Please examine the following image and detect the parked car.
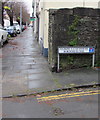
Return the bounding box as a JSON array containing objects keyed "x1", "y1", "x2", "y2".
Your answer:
[
  {"x1": 5, "y1": 26, "x2": 17, "y2": 37},
  {"x1": 14, "y1": 25, "x2": 21, "y2": 34},
  {"x1": 13, "y1": 21, "x2": 19, "y2": 26},
  {"x1": 0, "y1": 24, "x2": 8, "y2": 47}
]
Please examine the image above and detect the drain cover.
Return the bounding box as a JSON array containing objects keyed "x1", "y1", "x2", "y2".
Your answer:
[{"x1": 53, "y1": 107, "x2": 64, "y2": 116}]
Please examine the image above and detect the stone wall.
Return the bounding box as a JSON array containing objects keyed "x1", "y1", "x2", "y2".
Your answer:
[{"x1": 48, "y1": 8, "x2": 100, "y2": 71}]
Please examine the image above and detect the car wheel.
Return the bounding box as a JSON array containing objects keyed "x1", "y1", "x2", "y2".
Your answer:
[
  {"x1": 1, "y1": 36, "x2": 4, "y2": 45},
  {"x1": 0, "y1": 36, "x2": 3, "y2": 48},
  {"x1": 12, "y1": 34, "x2": 14, "y2": 37},
  {"x1": 0, "y1": 42, "x2": 2, "y2": 48},
  {"x1": 14, "y1": 33, "x2": 17, "y2": 37},
  {"x1": 0, "y1": 41, "x2": 2, "y2": 48},
  {"x1": 5, "y1": 39, "x2": 8, "y2": 43}
]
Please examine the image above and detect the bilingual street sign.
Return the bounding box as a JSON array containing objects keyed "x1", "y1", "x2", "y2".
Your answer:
[{"x1": 57, "y1": 46, "x2": 95, "y2": 71}]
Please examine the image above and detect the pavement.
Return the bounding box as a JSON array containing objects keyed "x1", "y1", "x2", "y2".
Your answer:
[{"x1": 1, "y1": 27, "x2": 99, "y2": 97}]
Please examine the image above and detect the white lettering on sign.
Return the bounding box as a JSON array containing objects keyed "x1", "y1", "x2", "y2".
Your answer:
[
  {"x1": 57, "y1": 46, "x2": 95, "y2": 71},
  {"x1": 84, "y1": 48, "x2": 89, "y2": 52},
  {"x1": 58, "y1": 47, "x2": 94, "y2": 54}
]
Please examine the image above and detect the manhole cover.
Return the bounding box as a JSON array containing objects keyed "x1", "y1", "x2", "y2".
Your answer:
[{"x1": 52, "y1": 107, "x2": 64, "y2": 116}]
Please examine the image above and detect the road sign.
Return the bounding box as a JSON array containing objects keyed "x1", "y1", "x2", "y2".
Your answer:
[
  {"x1": 58, "y1": 46, "x2": 95, "y2": 54},
  {"x1": 57, "y1": 46, "x2": 95, "y2": 71},
  {"x1": 30, "y1": 17, "x2": 36, "y2": 21}
]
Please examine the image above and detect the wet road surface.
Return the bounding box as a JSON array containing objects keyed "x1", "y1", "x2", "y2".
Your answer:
[{"x1": 2, "y1": 88, "x2": 99, "y2": 118}]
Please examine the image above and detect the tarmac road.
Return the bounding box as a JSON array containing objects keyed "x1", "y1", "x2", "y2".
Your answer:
[{"x1": 2, "y1": 88, "x2": 99, "y2": 118}]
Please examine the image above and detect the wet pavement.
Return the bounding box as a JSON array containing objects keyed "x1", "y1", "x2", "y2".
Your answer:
[
  {"x1": 0, "y1": 48, "x2": 2, "y2": 120},
  {"x1": 1, "y1": 27, "x2": 99, "y2": 97},
  {"x1": 2, "y1": 28, "x2": 54, "y2": 97}
]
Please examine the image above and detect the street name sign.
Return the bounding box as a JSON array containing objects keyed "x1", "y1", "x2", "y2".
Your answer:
[
  {"x1": 30, "y1": 17, "x2": 36, "y2": 21},
  {"x1": 58, "y1": 46, "x2": 95, "y2": 54},
  {"x1": 57, "y1": 46, "x2": 95, "y2": 71}
]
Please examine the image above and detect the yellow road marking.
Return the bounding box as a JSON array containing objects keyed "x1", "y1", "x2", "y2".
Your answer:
[
  {"x1": 38, "y1": 90, "x2": 100, "y2": 99},
  {"x1": 37, "y1": 90, "x2": 100, "y2": 99},
  {"x1": 38, "y1": 93, "x2": 99, "y2": 101},
  {"x1": 38, "y1": 90, "x2": 99, "y2": 99},
  {"x1": 37, "y1": 90, "x2": 100, "y2": 102}
]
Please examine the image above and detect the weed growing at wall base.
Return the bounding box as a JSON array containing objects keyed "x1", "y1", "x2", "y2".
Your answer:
[{"x1": 67, "y1": 15, "x2": 80, "y2": 46}]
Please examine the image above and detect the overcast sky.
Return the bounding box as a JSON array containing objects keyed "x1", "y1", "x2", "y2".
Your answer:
[
  {"x1": 23, "y1": 0, "x2": 100, "y2": 14},
  {"x1": 23, "y1": 0, "x2": 33, "y2": 15},
  {"x1": 5, "y1": 0, "x2": 99, "y2": 15}
]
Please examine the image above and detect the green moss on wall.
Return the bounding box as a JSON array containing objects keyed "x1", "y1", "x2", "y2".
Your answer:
[{"x1": 68, "y1": 15, "x2": 80, "y2": 46}]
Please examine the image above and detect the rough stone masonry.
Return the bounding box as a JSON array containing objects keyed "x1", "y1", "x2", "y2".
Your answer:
[{"x1": 48, "y1": 7, "x2": 100, "y2": 71}]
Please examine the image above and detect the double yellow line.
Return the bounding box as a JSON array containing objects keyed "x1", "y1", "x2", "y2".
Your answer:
[{"x1": 37, "y1": 90, "x2": 100, "y2": 102}]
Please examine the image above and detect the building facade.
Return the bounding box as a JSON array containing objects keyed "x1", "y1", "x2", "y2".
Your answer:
[{"x1": 32, "y1": 0, "x2": 99, "y2": 57}]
